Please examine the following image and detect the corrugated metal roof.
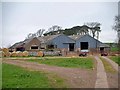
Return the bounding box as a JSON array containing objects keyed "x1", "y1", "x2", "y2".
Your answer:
[
  {"x1": 37, "y1": 34, "x2": 61, "y2": 43},
  {"x1": 10, "y1": 34, "x2": 110, "y2": 49},
  {"x1": 10, "y1": 34, "x2": 62, "y2": 49},
  {"x1": 68, "y1": 35, "x2": 85, "y2": 40},
  {"x1": 99, "y1": 43, "x2": 110, "y2": 47}
]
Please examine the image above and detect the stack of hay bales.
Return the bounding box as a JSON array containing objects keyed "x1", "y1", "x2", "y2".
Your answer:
[
  {"x1": 37, "y1": 51, "x2": 43, "y2": 57},
  {"x1": 11, "y1": 51, "x2": 17, "y2": 57},
  {"x1": 16, "y1": 51, "x2": 23, "y2": 57},
  {"x1": 2, "y1": 48, "x2": 11, "y2": 57},
  {"x1": 22, "y1": 51, "x2": 29, "y2": 57}
]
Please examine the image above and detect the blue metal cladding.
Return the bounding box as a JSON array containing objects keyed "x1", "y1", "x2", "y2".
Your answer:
[
  {"x1": 49, "y1": 35, "x2": 75, "y2": 48},
  {"x1": 47, "y1": 34, "x2": 102, "y2": 49},
  {"x1": 75, "y1": 35, "x2": 101, "y2": 48}
]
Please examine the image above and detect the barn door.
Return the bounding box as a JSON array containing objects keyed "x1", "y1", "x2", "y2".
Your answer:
[
  {"x1": 69, "y1": 43, "x2": 74, "y2": 51},
  {"x1": 80, "y1": 42, "x2": 88, "y2": 50}
]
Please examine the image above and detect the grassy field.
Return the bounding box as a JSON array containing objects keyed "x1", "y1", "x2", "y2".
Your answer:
[
  {"x1": 111, "y1": 47, "x2": 119, "y2": 52},
  {"x1": 109, "y1": 56, "x2": 120, "y2": 66},
  {"x1": 2, "y1": 63, "x2": 67, "y2": 88},
  {"x1": 29, "y1": 57, "x2": 94, "y2": 69}
]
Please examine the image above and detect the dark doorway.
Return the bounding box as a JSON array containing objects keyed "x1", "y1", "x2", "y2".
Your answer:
[
  {"x1": 31, "y1": 46, "x2": 39, "y2": 49},
  {"x1": 81, "y1": 42, "x2": 88, "y2": 50},
  {"x1": 16, "y1": 47, "x2": 25, "y2": 51},
  {"x1": 69, "y1": 43, "x2": 74, "y2": 51},
  {"x1": 100, "y1": 47, "x2": 104, "y2": 52},
  {"x1": 47, "y1": 45, "x2": 54, "y2": 49}
]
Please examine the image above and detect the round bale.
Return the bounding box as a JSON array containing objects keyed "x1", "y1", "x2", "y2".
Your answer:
[
  {"x1": 22, "y1": 51, "x2": 29, "y2": 57},
  {"x1": 37, "y1": 51, "x2": 43, "y2": 57},
  {"x1": 16, "y1": 51, "x2": 23, "y2": 57},
  {"x1": 11, "y1": 51, "x2": 17, "y2": 57},
  {"x1": 2, "y1": 48, "x2": 9, "y2": 53}
]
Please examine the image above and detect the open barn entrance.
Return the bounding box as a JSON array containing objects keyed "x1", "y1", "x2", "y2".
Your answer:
[
  {"x1": 80, "y1": 42, "x2": 88, "y2": 50},
  {"x1": 31, "y1": 45, "x2": 39, "y2": 50},
  {"x1": 100, "y1": 47, "x2": 104, "y2": 53},
  {"x1": 16, "y1": 47, "x2": 25, "y2": 51},
  {"x1": 69, "y1": 43, "x2": 74, "y2": 51}
]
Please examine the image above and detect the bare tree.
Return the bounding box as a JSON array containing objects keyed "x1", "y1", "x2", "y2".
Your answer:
[
  {"x1": 36, "y1": 29, "x2": 45, "y2": 37},
  {"x1": 26, "y1": 33, "x2": 33, "y2": 39},
  {"x1": 48, "y1": 25, "x2": 62, "y2": 32},
  {"x1": 85, "y1": 22, "x2": 101, "y2": 39},
  {"x1": 26, "y1": 28, "x2": 45, "y2": 39}
]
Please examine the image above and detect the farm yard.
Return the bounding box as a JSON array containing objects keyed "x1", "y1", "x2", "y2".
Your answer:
[
  {"x1": 1, "y1": 46, "x2": 119, "y2": 88},
  {"x1": 1, "y1": 1, "x2": 120, "y2": 89}
]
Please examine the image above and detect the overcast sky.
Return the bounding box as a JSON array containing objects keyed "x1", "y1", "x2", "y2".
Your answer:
[{"x1": 1, "y1": 1, "x2": 119, "y2": 48}]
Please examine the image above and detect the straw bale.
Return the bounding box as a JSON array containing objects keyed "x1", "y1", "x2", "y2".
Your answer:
[
  {"x1": 11, "y1": 51, "x2": 17, "y2": 57},
  {"x1": 22, "y1": 51, "x2": 29, "y2": 57},
  {"x1": 37, "y1": 51, "x2": 43, "y2": 57},
  {"x1": 5, "y1": 52, "x2": 11, "y2": 57},
  {"x1": 16, "y1": 51, "x2": 23, "y2": 57},
  {"x1": 2, "y1": 48, "x2": 9, "y2": 53}
]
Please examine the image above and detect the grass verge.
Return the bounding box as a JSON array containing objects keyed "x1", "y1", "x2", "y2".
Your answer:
[
  {"x1": 2, "y1": 63, "x2": 67, "y2": 88},
  {"x1": 111, "y1": 47, "x2": 119, "y2": 52},
  {"x1": 100, "y1": 57, "x2": 116, "y2": 73},
  {"x1": 109, "y1": 56, "x2": 120, "y2": 66}
]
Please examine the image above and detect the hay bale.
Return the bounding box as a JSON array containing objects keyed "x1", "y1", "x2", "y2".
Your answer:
[
  {"x1": 22, "y1": 51, "x2": 29, "y2": 57},
  {"x1": 5, "y1": 52, "x2": 11, "y2": 57},
  {"x1": 37, "y1": 51, "x2": 43, "y2": 57},
  {"x1": 1, "y1": 48, "x2": 11, "y2": 57},
  {"x1": 11, "y1": 51, "x2": 17, "y2": 57},
  {"x1": 16, "y1": 51, "x2": 23, "y2": 57},
  {"x1": 2, "y1": 48, "x2": 9, "y2": 53}
]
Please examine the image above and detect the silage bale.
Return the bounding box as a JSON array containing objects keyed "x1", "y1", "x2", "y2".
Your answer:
[
  {"x1": 22, "y1": 51, "x2": 29, "y2": 57},
  {"x1": 37, "y1": 51, "x2": 43, "y2": 57},
  {"x1": 16, "y1": 51, "x2": 23, "y2": 57},
  {"x1": 11, "y1": 51, "x2": 17, "y2": 57}
]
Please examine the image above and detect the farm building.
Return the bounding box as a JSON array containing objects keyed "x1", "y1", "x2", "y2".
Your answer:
[
  {"x1": 9, "y1": 34, "x2": 110, "y2": 56},
  {"x1": 69, "y1": 34, "x2": 110, "y2": 54}
]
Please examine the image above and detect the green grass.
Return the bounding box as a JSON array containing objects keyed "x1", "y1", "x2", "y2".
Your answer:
[
  {"x1": 2, "y1": 63, "x2": 67, "y2": 88},
  {"x1": 29, "y1": 57, "x2": 94, "y2": 69},
  {"x1": 100, "y1": 57, "x2": 116, "y2": 73},
  {"x1": 109, "y1": 56, "x2": 120, "y2": 66},
  {"x1": 111, "y1": 47, "x2": 119, "y2": 52}
]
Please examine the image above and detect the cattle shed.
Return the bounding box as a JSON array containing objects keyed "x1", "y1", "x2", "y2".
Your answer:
[{"x1": 9, "y1": 34, "x2": 110, "y2": 56}]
